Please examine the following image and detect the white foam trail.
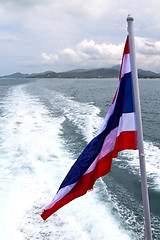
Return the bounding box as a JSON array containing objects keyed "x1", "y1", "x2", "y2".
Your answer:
[
  {"x1": 0, "y1": 86, "x2": 67, "y2": 239},
  {"x1": 50, "y1": 185, "x2": 136, "y2": 240},
  {"x1": 0, "y1": 85, "x2": 137, "y2": 240},
  {"x1": 64, "y1": 99, "x2": 101, "y2": 142},
  {"x1": 117, "y1": 141, "x2": 160, "y2": 190},
  {"x1": 40, "y1": 88, "x2": 102, "y2": 142}
]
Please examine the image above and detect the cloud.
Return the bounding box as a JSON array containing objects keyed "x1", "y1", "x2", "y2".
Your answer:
[
  {"x1": 54, "y1": 0, "x2": 113, "y2": 19},
  {"x1": 61, "y1": 37, "x2": 160, "y2": 72},
  {"x1": 0, "y1": 0, "x2": 110, "y2": 18},
  {"x1": 0, "y1": 34, "x2": 18, "y2": 41},
  {"x1": 40, "y1": 37, "x2": 160, "y2": 73},
  {"x1": 0, "y1": 0, "x2": 52, "y2": 8},
  {"x1": 60, "y1": 39, "x2": 124, "y2": 68},
  {"x1": 135, "y1": 37, "x2": 160, "y2": 71},
  {"x1": 136, "y1": 37, "x2": 160, "y2": 55},
  {"x1": 41, "y1": 53, "x2": 59, "y2": 65}
]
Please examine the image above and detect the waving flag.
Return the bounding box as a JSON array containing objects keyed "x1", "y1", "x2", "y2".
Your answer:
[{"x1": 41, "y1": 36, "x2": 137, "y2": 220}]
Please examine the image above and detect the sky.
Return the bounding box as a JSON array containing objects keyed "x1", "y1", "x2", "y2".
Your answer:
[{"x1": 0, "y1": 0, "x2": 160, "y2": 75}]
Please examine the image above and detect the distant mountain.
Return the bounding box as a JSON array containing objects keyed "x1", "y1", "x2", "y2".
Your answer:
[
  {"x1": 138, "y1": 69, "x2": 160, "y2": 78},
  {"x1": 29, "y1": 71, "x2": 58, "y2": 78},
  {"x1": 0, "y1": 71, "x2": 53, "y2": 79},
  {"x1": 111, "y1": 65, "x2": 121, "y2": 71},
  {"x1": 66, "y1": 69, "x2": 91, "y2": 73},
  {"x1": 1, "y1": 67, "x2": 160, "y2": 79},
  {"x1": 1, "y1": 72, "x2": 29, "y2": 78},
  {"x1": 31, "y1": 67, "x2": 160, "y2": 79},
  {"x1": 29, "y1": 68, "x2": 120, "y2": 79},
  {"x1": 61, "y1": 68, "x2": 119, "y2": 78}
]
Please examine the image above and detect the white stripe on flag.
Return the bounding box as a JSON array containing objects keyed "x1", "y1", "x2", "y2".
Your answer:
[
  {"x1": 45, "y1": 183, "x2": 76, "y2": 210},
  {"x1": 121, "y1": 53, "x2": 131, "y2": 78},
  {"x1": 117, "y1": 112, "x2": 136, "y2": 136},
  {"x1": 94, "y1": 112, "x2": 136, "y2": 162}
]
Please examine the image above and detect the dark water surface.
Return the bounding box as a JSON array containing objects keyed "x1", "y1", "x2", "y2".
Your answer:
[{"x1": 0, "y1": 78, "x2": 159, "y2": 240}]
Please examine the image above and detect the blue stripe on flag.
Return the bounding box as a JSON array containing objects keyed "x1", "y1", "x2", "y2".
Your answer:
[
  {"x1": 107, "y1": 72, "x2": 134, "y2": 132},
  {"x1": 59, "y1": 130, "x2": 106, "y2": 190}
]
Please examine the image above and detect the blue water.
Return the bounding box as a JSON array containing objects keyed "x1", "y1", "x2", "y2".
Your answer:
[{"x1": 0, "y1": 78, "x2": 159, "y2": 239}]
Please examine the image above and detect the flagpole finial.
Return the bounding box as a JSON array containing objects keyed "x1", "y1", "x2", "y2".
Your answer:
[{"x1": 127, "y1": 14, "x2": 134, "y2": 22}]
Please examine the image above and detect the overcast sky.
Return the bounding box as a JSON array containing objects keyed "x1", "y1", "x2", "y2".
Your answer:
[{"x1": 0, "y1": 0, "x2": 160, "y2": 75}]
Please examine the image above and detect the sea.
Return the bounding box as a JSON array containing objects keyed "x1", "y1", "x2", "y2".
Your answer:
[{"x1": 0, "y1": 77, "x2": 159, "y2": 240}]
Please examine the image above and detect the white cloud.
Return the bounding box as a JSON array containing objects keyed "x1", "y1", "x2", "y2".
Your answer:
[
  {"x1": 61, "y1": 39, "x2": 124, "y2": 68},
  {"x1": 136, "y1": 37, "x2": 160, "y2": 55},
  {"x1": 0, "y1": 0, "x2": 111, "y2": 18},
  {"x1": 58, "y1": 0, "x2": 113, "y2": 19},
  {"x1": 0, "y1": 0, "x2": 52, "y2": 8},
  {"x1": 41, "y1": 53, "x2": 59, "y2": 65},
  {"x1": 135, "y1": 37, "x2": 160, "y2": 72},
  {"x1": 40, "y1": 37, "x2": 160, "y2": 72},
  {"x1": 0, "y1": 34, "x2": 18, "y2": 41}
]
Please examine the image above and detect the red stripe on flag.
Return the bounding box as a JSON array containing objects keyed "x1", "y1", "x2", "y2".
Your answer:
[{"x1": 118, "y1": 35, "x2": 130, "y2": 82}]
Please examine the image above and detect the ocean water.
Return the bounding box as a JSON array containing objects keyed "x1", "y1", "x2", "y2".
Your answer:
[{"x1": 0, "y1": 78, "x2": 159, "y2": 240}]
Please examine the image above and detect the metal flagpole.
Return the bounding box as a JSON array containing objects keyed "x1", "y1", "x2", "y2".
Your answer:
[{"x1": 127, "y1": 15, "x2": 152, "y2": 240}]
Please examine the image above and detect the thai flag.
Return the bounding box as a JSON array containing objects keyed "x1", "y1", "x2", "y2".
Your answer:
[{"x1": 41, "y1": 36, "x2": 137, "y2": 220}]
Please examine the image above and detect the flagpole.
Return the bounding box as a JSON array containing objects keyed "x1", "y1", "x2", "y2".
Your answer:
[{"x1": 126, "y1": 15, "x2": 152, "y2": 240}]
